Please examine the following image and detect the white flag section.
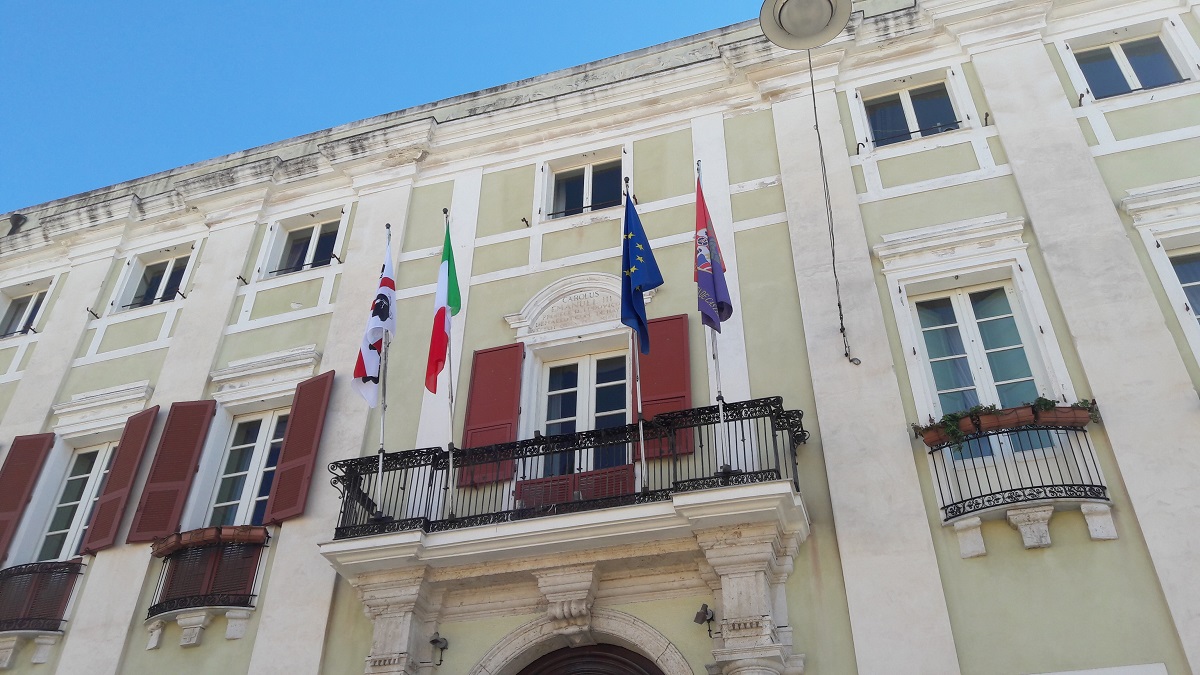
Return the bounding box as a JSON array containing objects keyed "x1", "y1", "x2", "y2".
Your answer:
[{"x1": 352, "y1": 238, "x2": 397, "y2": 407}]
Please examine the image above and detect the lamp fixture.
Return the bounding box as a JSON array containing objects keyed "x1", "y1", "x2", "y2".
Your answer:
[
  {"x1": 430, "y1": 632, "x2": 449, "y2": 666},
  {"x1": 693, "y1": 603, "x2": 715, "y2": 637},
  {"x1": 760, "y1": 0, "x2": 852, "y2": 50}
]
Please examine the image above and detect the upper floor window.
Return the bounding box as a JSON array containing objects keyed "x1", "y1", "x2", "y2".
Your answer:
[
  {"x1": 1075, "y1": 36, "x2": 1185, "y2": 99},
  {"x1": 864, "y1": 82, "x2": 959, "y2": 148},
  {"x1": 126, "y1": 255, "x2": 190, "y2": 309},
  {"x1": 272, "y1": 221, "x2": 338, "y2": 276},
  {"x1": 542, "y1": 352, "x2": 628, "y2": 475},
  {"x1": 37, "y1": 443, "x2": 114, "y2": 561},
  {"x1": 545, "y1": 151, "x2": 623, "y2": 220},
  {"x1": 207, "y1": 409, "x2": 288, "y2": 527},
  {"x1": 0, "y1": 290, "x2": 46, "y2": 338},
  {"x1": 1169, "y1": 252, "x2": 1200, "y2": 325}
]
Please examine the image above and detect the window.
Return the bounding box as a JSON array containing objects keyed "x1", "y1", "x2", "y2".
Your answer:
[
  {"x1": 1169, "y1": 253, "x2": 1200, "y2": 325},
  {"x1": 549, "y1": 159, "x2": 622, "y2": 219},
  {"x1": 914, "y1": 285, "x2": 1041, "y2": 415},
  {"x1": 541, "y1": 353, "x2": 628, "y2": 475},
  {"x1": 207, "y1": 410, "x2": 288, "y2": 527},
  {"x1": 36, "y1": 444, "x2": 115, "y2": 561},
  {"x1": 126, "y1": 255, "x2": 190, "y2": 309},
  {"x1": 0, "y1": 290, "x2": 45, "y2": 338},
  {"x1": 864, "y1": 82, "x2": 959, "y2": 147},
  {"x1": 1075, "y1": 36, "x2": 1184, "y2": 99},
  {"x1": 270, "y1": 221, "x2": 338, "y2": 276}
]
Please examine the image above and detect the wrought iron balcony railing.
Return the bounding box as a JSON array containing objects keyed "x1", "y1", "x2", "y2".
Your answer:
[
  {"x1": 927, "y1": 421, "x2": 1108, "y2": 521},
  {"x1": 329, "y1": 397, "x2": 808, "y2": 540},
  {"x1": 0, "y1": 560, "x2": 83, "y2": 632},
  {"x1": 147, "y1": 526, "x2": 268, "y2": 620}
]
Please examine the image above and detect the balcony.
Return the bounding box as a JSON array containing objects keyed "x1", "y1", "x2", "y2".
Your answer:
[
  {"x1": 925, "y1": 414, "x2": 1109, "y2": 522},
  {"x1": 0, "y1": 561, "x2": 82, "y2": 633},
  {"x1": 326, "y1": 397, "x2": 808, "y2": 550},
  {"x1": 147, "y1": 526, "x2": 268, "y2": 620}
]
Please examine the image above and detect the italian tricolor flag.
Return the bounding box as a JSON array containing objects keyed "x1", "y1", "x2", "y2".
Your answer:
[{"x1": 425, "y1": 222, "x2": 461, "y2": 393}]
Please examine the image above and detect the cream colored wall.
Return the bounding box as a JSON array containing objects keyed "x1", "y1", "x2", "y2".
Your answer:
[
  {"x1": 724, "y1": 110, "x2": 781, "y2": 183},
  {"x1": 0, "y1": 382, "x2": 16, "y2": 422},
  {"x1": 1106, "y1": 95, "x2": 1200, "y2": 141},
  {"x1": 431, "y1": 613, "x2": 540, "y2": 674},
  {"x1": 396, "y1": 254, "x2": 441, "y2": 290},
  {"x1": 1094, "y1": 137, "x2": 1200, "y2": 201},
  {"x1": 730, "y1": 185, "x2": 786, "y2": 222},
  {"x1": 248, "y1": 278, "x2": 324, "y2": 320},
  {"x1": 473, "y1": 239, "x2": 529, "y2": 276},
  {"x1": 58, "y1": 350, "x2": 168, "y2": 402},
  {"x1": 477, "y1": 165, "x2": 535, "y2": 238},
  {"x1": 97, "y1": 314, "x2": 166, "y2": 353},
  {"x1": 542, "y1": 218, "x2": 620, "y2": 260},
  {"x1": 859, "y1": 176, "x2": 1027, "y2": 241},
  {"x1": 317, "y1": 576, "x2": 375, "y2": 675},
  {"x1": 1044, "y1": 44, "x2": 1081, "y2": 107},
  {"x1": 633, "y1": 129, "x2": 694, "y2": 203},
  {"x1": 640, "y1": 204, "x2": 693, "y2": 240},
  {"x1": 241, "y1": 224, "x2": 268, "y2": 281},
  {"x1": 611, "y1": 595, "x2": 719, "y2": 670},
  {"x1": 404, "y1": 181, "x2": 455, "y2": 252},
  {"x1": 877, "y1": 143, "x2": 980, "y2": 188},
  {"x1": 0, "y1": 346, "x2": 16, "y2": 373},
  {"x1": 211, "y1": 314, "x2": 332, "y2": 372}
]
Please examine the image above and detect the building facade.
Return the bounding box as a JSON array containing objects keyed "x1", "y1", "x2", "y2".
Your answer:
[{"x1": 0, "y1": 0, "x2": 1199, "y2": 673}]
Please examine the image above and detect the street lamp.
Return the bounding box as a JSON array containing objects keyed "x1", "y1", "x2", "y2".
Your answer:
[{"x1": 759, "y1": 0, "x2": 852, "y2": 50}]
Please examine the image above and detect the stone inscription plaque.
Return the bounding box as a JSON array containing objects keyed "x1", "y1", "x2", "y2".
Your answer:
[{"x1": 532, "y1": 290, "x2": 619, "y2": 333}]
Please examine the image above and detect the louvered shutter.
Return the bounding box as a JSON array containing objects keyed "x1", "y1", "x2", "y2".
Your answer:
[
  {"x1": 263, "y1": 371, "x2": 335, "y2": 524},
  {"x1": 210, "y1": 543, "x2": 263, "y2": 597},
  {"x1": 80, "y1": 406, "x2": 159, "y2": 554},
  {"x1": 636, "y1": 315, "x2": 693, "y2": 459},
  {"x1": 458, "y1": 344, "x2": 523, "y2": 487},
  {"x1": 0, "y1": 434, "x2": 55, "y2": 565},
  {"x1": 126, "y1": 401, "x2": 216, "y2": 543}
]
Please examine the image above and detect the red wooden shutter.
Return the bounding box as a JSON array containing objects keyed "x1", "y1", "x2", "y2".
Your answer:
[
  {"x1": 80, "y1": 406, "x2": 159, "y2": 554},
  {"x1": 263, "y1": 370, "x2": 335, "y2": 524},
  {"x1": 458, "y1": 344, "x2": 523, "y2": 487},
  {"x1": 0, "y1": 434, "x2": 55, "y2": 566},
  {"x1": 126, "y1": 401, "x2": 216, "y2": 543},
  {"x1": 637, "y1": 315, "x2": 693, "y2": 459}
]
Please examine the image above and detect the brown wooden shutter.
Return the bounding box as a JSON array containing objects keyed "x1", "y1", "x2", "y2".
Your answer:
[
  {"x1": 458, "y1": 344, "x2": 523, "y2": 487},
  {"x1": 637, "y1": 315, "x2": 693, "y2": 459},
  {"x1": 127, "y1": 401, "x2": 216, "y2": 543},
  {"x1": 0, "y1": 434, "x2": 55, "y2": 566},
  {"x1": 80, "y1": 406, "x2": 159, "y2": 554},
  {"x1": 263, "y1": 370, "x2": 335, "y2": 524}
]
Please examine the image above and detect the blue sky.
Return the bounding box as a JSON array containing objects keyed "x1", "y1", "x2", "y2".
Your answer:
[{"x1": 0, "y1": 2, "x2": 758, "y2": 213}]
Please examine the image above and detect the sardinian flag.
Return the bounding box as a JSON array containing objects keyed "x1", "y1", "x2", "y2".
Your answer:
[{"x1": 352, "y1": 228, "x2": 397, "y2": 407}]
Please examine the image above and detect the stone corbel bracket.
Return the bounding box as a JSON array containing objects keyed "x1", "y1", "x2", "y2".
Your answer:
[
  {"x1": 144, "y1": 607, "x2": 254, "y2": 650},
  {"x1": 51, "y1": 380, "x2": 154, "y2": 441},
  {"x1": 0, "y1": 631, "x2": 62, "y2": 669},
  {"x1": 534, "y1": 564, "x2": 599, "y2": 648}
]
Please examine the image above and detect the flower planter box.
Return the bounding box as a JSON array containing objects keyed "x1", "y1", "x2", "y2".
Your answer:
[
  {"x1": 975, "y1": 406, "x2": 1036, "y2": 432},
  {"x1": 1034, "y1": 406, "x2": 1092, "y2": 428}
]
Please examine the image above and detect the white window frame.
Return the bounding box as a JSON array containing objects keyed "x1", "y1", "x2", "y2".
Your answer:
[
  {"x1": 537, "y1": 146, "x2": 628, "y2": 223},
  {"x1": 256, "y1": 206, "x2": 349, "y2": 280},
  {"x1": 1055, "y1": 17, "x2": 1200, "y2": 106},
  {"x1": 35, "y1": 442, "x2": 115, "y2": 562},
  {"x1": 204, "y1": 408, "x2": 289, "y2": 528},
  {"x1": 109, "y1": 242, "x2": 197, "y2": 315},
  {"x1": 537, "y1": 350, "x2": 630, "y2": 477},
  {"x1": 0, "y1": 288, "x2": 47, "y2": 338},
  {"x1": 848, "y1": 67, "x2": 977, "y2": 153}
]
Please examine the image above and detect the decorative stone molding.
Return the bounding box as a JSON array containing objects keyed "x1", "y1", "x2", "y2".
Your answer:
[
  {"x1": 1081, "y1": 503, "x2": 1118, "y2": 541},
  {"x1": 1007, "y1": 505, "x2": 1054, "y2": 548},
  {"x1": 0, "y1": 635, "x2": 17, "y2": 669},
  {"x1": 0, "y1": 631, "x2": 62, "y2": 669},
  {"x1": 175, "y1": 157, "x2": 282, "y2": 201},
  {"x1": 534, "y1": 564, "x2": 599, "y2": 647},
  {"x1": 145, "y1": 620, "x2": 166, "y2": 650},
  {"x1": 51, "y1": 380, "x2": 154, "y2": 441},
  {"x1": 210, "y1": 345, "x2": 320, "y2": 411},
  {"x1": 954, "y1": 516, "x2": 986, "y2": 558},
  {"x1": 352, "y1": 567, "x2": 443, "y2": 675},
  {"x1": 874, "y1": 213, "x2": 1026, "y2": 270},
  {"x1": 318, "y1": 119, "x2": 435, "y2": 168},
  {"x1": 1120, "y1": 177, "x2": 1200, "y2": 226},
  {"x1": 29, "y1": 635, "x2": 57, "y2": 664},
  {"x1": 504, "y1": 272, "x2": 655, "y2": 340},
  {"x1": 224, "y1": 609, "x2": 253, "y2": 640},
  {"x1": 176, "y1": 609, "x2": 213, "y2": 647}
]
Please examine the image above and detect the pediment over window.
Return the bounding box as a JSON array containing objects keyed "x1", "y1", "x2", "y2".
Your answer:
[{"x1": 504, "y1": 273, "x2": 655, "y2": 339}]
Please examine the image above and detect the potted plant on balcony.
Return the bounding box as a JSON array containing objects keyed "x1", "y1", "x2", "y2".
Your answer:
[
  {"x1": 1031, "y1": 397, "x2": 1098, "y2": 427},
  {"x1": 913, "y1": 402, "x2": 1042, "y2": 448}
]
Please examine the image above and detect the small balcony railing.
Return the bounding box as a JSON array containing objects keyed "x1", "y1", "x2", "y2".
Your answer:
[
  {"x1": 927, "y1": 420, "x2": 1108, "y2": 521},
  {"x1": 0, "y1": 560, "x2": 83, "y2": 632},
  {"x1": 329, "y1": 397, "x2": 808, "y2": 540},
  {"x1": 147, "y1": 526, "x2": 268, "y2": 619}
]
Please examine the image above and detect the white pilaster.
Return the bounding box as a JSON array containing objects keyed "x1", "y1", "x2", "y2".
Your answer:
[
  {"x1": 973, "y1": 40, "x2": 1200, "y2": 667},
  {"x1": 772, "y1": 90, "x2": 961, "y2": 675}
]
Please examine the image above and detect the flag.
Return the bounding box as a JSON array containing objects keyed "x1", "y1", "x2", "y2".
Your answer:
[
  {"x1": 620, "y1": 197, "x2": 664, "y2": 353},
  {"x1": 352, "y1": 229, "x2": 397, "y2": 407},
  {"x1": 425, "y1": 221, "x2": 461, "y2": 393},
  {"x1": 695, "y1": 179, "x2": 733, "y2": 331}
]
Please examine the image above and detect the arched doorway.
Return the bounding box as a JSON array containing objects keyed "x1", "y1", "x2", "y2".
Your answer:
[{"x1": 516, "y1": 644, "x2": 666, "y2": 675}]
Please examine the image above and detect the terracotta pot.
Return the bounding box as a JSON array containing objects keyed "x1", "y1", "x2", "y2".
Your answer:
[
  {"x1": 975, "y1": 406, "x2": 1036, "y2": 432},
  {"x1": 1034, "y1": 406, "x2": 1091, "y2": 428},
  {"x1": 919, "y1": 417, "x2": 975, "y2": 447}
]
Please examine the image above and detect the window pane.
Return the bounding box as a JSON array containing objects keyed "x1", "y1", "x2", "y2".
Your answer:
[
  {"x1": 224, "y1": 446, "x2": 255, "y2": 474},
  {"x1": 916, "y1": 298, "x2": 957, "y2": 328},
  {"x1": 865, "y1": 94, "x2": 909, "y2": 146},
  {"x1": 209, "y1": 504, "x2": 237, "y2": 527},
  {"x1": 977, "y1": 316, "x2": 1021, "y2": 349},
  {"x1": 595, "y1": 384, "x2": 625, "y2": 414},
  {"x1": 594, "y1": 445, "x2": 625, "y2": 469},
  {"x1": 160, "y1": 257, "x2": 189, "y2": 302},
  {"x1": 987, "y1": 347, "x2": 1034, "y2": 381},
  {"x1": 922, "y1": 327, "x2": 966, "y2": 359},
  {"x1": 996, "y1": 380, "x2": 1039, "y2": 408},
  {"x1": 281, "y1": 227, "x2": 313, "y2": 272},
  {"x1": 216, "y1": 475, "x2": 247, "y2": 503},
  {"x1": 37, "y1": 533, "x2": 67, "y2": 562},
  {"x1": 548, "y1": 364, "x2": 578, "y2": 392},
  {"x1": 930, "y1": 357, "x2": 975, "y2": 390},
  {"x1": 591, "y1": 162, "x2": 623, "y2": 210},
  {"x1": 49, "y1": 504, "x2": 78, "y2": 532},
  {"x1": 1171, "y1": 253, "x2": 1200, "y2": 285},
  {"x1": 546, "y1": 420, "x2": 576, "y2": 436},
  {"x1": 595, "y1": 357, "x2": 625, "y2": 384},
  {"x1": 1184, "y1": 285, "x2": 1200, "y2": 317},
  {"x1": 544, "y1": 451, "x2": 574, "y2": 476},
  {"x1": 938, "y1": 389, "x2": 979, "y2": 414},
  {"x1": 311, "y1": 223, "x2": 338, "y2": 268},
  {"x1": 547, "y1": 392, "x2": 577, "y2": 421},
  {"x1": 910, "y1": 84, "x2": 959, "y2": 136},
  {"x1": 0, "y1": 296, "x2": 30, "y2": 335},
  {"x1": 251, "y1": 500, "x2": 269, "y2": 526},
  {"x1": 60, "y1": 476, "x2": 89, "y2": 503},
  {"x1": 594, "y1": 412, "x2": 625, "y2": 429},
  {"x1": 133, "y1": 262, "x2": 168, "y2": 306},
  {"x1": 272, "y1": 415, "x2": 289, "y2": 441},
  {"x1": 969, "y1": 288, "x2": 1011, "y2": 319},
  {"x1": 256, "y1": 469, "x2": 275, "y2": 499},
  {"x1": 553, "y1": 169, "x2": 585, "y2": 216},
  {"x1": 233, "y1": 420, "x2": 262, "y2": 447},
  {"x1": 70, "y1": 451, "x2": 98, "y2": 477},
  {"x1": 21, "y1": 293, "x2": 44, "y2": 333},
  {"x1": 1122, "y1": 38, "x2": 1181, "y2": 89},
  {"x1": 1076, "y1": 47, "x2": 1132, "y2": 98}
]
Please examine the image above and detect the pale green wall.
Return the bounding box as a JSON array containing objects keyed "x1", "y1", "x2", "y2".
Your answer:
[
  {"x1": 396, "y1": 254, "x2": 441, "y2": 290},
  {"x1": 731, "y1": 185, "x2": 787, "y2": 222},
  {"x1": 724, "y1": 110, "x2": 782, "y2": 184},
  {"x1": 612, "y1": 595, "x2": 718, "y2": 670},
  {"x1": 473, "y1": 239, "x2": 530, "y2": 275},
  {"x1": 542, "y1": 219, "x2": 620, "y2": 261},
  {"x1": 877, "y1": 143, "x2": 980, "y2": 188},
  {"x1": 0, "y1": 346, "x2": 17, "y2": 373},
  {"x1": 405, "y1": 181, "x2": 455, "y2": 252},
  {"x1": 987, "y1": 135, "x2": 1008, "y2": 165},
  {"x1": 1044, "y1": 44, "x2": 1081, "y2": 106},
  {"x1": 478, "y1": 166, "x2": 535, "y2": 238},
  {"x1": 836, "y1": 91, "x2": 859, "y2": 154},
  {"x1": 212, "y1": 315, "x2": 332, "y2": 373},
  {"x1": 859, "y1": 176, "x2": 1027, "y2": 241},
  {"x1": 98, "y1": 314, "x2": 165, "y2": 354},
  {"x1": 960, "y1": 62, "x2": 993, "y2": 119},
  {"x1": 1184, "y1": 12, "x2": 1200, "y2": 44},
  {"x1": 248, "y1": 278, "x2": 323, "y2": 321},
  {"x1": 0, "y1": 382, "x2": 16, "y2": 421},
  {"x1": 1106, "y1": 95, "x2": 1200, "y2": 141},
  {"x1": 318, "y1": 576, "x2": 375, "y2": 675},
  {"x1": 641, "y1": 204, "x2": 693, "y2": 239},
  {"x1": 431, "y1": 613, "x2": 539, "y2": 674},
  {"x1": 93, "y1": 260, "x2": 126, "y2": 318},
  {"x1": 851, "y1": 166, "x2": 867, "y2": 194},
  {"x1": 18, "y1": 343, "x2": 35, "y2": 371},
  {"x1": 243, "y1": 224, "x2": 268, "y2": 280},
  {"x1": 1078, "y1": 117, "x2": 1099, "y2": 146},
  {"x1": 59, "y1": 350, "x2": 167, "y2": 403},
  {"x1": 39, "y1": 271, "x2": 70, "y2": 335},
  {"x1": 1095, "y1": 137, "x2": 1200, "y2": 200},
  {"x1": 633, "y1": 130, "x2": 694, "y2": 203}
]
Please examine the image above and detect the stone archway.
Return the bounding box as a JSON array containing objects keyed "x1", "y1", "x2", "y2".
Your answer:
[
  {"x1": 516, "y1": 644, "x2": 665, "y2": 675},
  {"x1": 468, "y1": 607, "x2": 693, "y2": 675}
]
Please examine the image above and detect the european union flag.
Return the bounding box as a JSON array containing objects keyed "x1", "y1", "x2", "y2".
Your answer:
[{"x1": 620, "y1": 198, "x2": 664, "y2": 353}]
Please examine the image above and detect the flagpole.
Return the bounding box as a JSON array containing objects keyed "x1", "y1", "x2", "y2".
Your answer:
[
  {"x1": 697, "y1": 161, "x2": 732, "y2": 471},
  {"x1": 625, "y1": 178, "x2": 650, "y2": 491},
  {"x1": 443, "y1": 209, "x2": 458, "y2": 518},
  {"x1": 373, "y1": 224, "x2": 393, "y2": 520}
]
